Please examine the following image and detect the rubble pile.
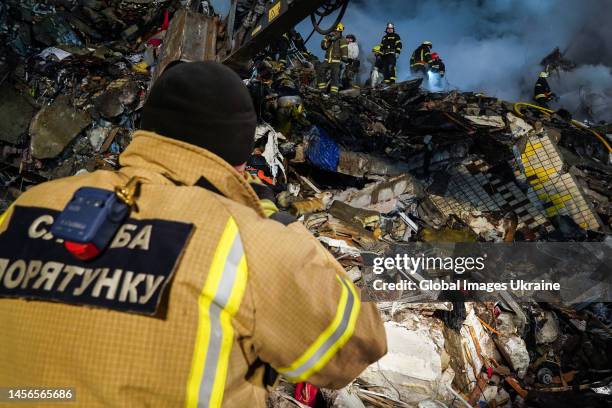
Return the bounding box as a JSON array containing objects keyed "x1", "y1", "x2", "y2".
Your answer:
[
  {"x1": 1, "y1": 4, "x2": 612, "y2": 405},
  {"x1": 256, "y1": 66, "x2": 611, "y2": 242},
  {"x1": 0, "y1": 0, "x2": 182, "y2": 211},
  {"x1": 250, "y1": 62, "x2": 612, "y2": 406}
]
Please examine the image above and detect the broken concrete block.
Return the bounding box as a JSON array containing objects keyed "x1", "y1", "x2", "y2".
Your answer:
[
  {"x1": 317, "y1": 236, "x2": 361, "y2": 257},
  {"x1": 94, "y1": 79, "x2": 139, "y2": 119},
  {"x1": 88, "y1": 127, "x2": 110, "y2": 151},
  {"x1": 464, "y1": 115, "x2": 505, "y2": 128},
  {"x1": 29, "y1": 95, "x2": 91, "y2": 159},
  {"x1": 338, "y1": 150, "x2": 412, "y2": 177},
  {"x1": 332, "y1": 386, "x2": 366, "y2": 408},
  {"x1": 346, "y1": 266, "x2": 362, "y2": 282},
  {"x1": 535, "y1": 311, "x2": 560, "y2": 344},
  {"x1": 495, "y1": 335, "x2": 530, "y2": 378},
  {"x1": 467, "y1": 214, "x2": 504, "y2": 241},
  {"x1": 507, "y1": 115, "x2": 533, "y2": 139},
  {"x1": 334, "y1": 174, "x2": 423, "y2": 213},
  {"x1": 479, "y1": 385, "x2": 500, "y2": 406},
  {"x1": 359, "y1": 320, "x2": 449, "y2": 404},
  {"x1": 0, "y1": 84, "x2": 35, "y2": 144}
]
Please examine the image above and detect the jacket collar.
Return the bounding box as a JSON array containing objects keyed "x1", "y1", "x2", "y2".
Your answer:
[{"x1": 119, "y1": 131, "x2": 265, "y2": 217}]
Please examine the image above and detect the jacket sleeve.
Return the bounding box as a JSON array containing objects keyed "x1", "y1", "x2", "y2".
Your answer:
[
  {"x1": 395, "y1": 34, "x2": 402, "y2": 54},
  {"x1": 248, "y1": 221, "x2": 387, "y2": 388},
  {"x1": 424, "y1": 48, "x2": 432, "y2": 63},
  {"x1": 321, "y1": 37, "x2": 329, "y2": 50}
]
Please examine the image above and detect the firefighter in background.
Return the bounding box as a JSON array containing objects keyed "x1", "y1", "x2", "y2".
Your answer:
[
  {"x1": 534, "y1": 71, "x2": 556, "y2": 108},
  {"x1": 379, "y1": 23, "x2": 402, "y2": 84},
  {"x1": 410, "y1": 41, "x2": 433, "y2": 77},
  {"x1": 370, "y1": 44, "x2": 384, "y2": 86},
  {"x1": 342, "y1": 34, "x2": 360, "y2": 89},
  {"x1": 273, "y1": 32, "x2": 291, "y2": 67},
  {"x1": 316, "y1": 23, "x2": 348, "y2": 94},
  {"x1": 428, "y1": 52, "x2": 445, "y2": 88},
  {"x1": 429, "y1": 53, "x2": 445, "y2": 77}
]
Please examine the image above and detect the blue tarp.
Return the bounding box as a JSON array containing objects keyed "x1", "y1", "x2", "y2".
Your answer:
[{"x1": 305, "y1": 126, "x2": 339, "y2": 172}]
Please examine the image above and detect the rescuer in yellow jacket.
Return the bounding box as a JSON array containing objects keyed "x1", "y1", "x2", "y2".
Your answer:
[
  {"x1": 0, "y1": 62, "x2": 386, "y2": 407},
  {"x1": 316, "y1": 23, "x2": 349, "y2": 93}
]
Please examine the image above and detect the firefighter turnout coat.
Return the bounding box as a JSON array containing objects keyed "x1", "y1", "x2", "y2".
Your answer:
[
  {"x1": 380, "y1": 32, "x2": 402, "y2": 55},
  {"x1": 0, "y1": 132, "x2": 387, "y2": 408},
  {"x1": 410, "y1": 44, "x2": 432, "y2": 69},
  {"x1": 534, "y1": 77, "x2": 553, "y2": 103},
  {"x1": 321, "y1": 32, "x2": 348, "y2": 64},
  {"x1": 430, "y1": 59, "x2": 445, "y2": 76}
]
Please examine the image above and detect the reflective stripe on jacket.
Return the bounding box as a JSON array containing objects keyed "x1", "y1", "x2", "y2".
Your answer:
[
  {"x1": 410, "y1": 45, "x2": 432, "y2": 67},
  {"x1": 380, "y1": 32, "x2": 402, "y2": 55},
  {"x1": 430, "y1": 60, "x2": 445, "y2": 75},
  {"x1": 0, "y1": 132, "x2": 386, "y2": 407},
  {"x1": 321, "y1": 34, "x2": 348, "y2": 63},
  {"x1": 534, "y1": 77, "x2": 552, "y2": 101}
]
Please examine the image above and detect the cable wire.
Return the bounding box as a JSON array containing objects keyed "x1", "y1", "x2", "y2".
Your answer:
[
  {"x1": 513, "y1": 102, "x2": 612, "y2": 153},
  {"x1": 309, "y1": 0, "x2": 350, "y2": 35}
]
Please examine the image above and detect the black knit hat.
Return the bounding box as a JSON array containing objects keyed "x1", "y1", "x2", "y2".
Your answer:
[{"x1": 141, "y1": 61, "x2": 256, "y2": 166}]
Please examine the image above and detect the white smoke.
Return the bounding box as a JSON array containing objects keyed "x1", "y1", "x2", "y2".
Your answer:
[{"x1": 297, "y1": 0, "x2": 612, "y2": 122}]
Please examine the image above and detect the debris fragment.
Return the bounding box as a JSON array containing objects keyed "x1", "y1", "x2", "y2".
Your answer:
[{"x1": 29, "y1": 95, "x2": 91, "y2": 159}]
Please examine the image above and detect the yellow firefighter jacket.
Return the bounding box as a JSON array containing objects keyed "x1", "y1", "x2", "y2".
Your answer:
[
  {"x1": 0, "y1": 131, "x2": 386, "y2": 407},
  {"x1": 321, "y1": 33, "x2": 348, "y2": 64}
]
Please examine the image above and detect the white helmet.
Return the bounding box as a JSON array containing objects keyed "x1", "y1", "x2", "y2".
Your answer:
[
  {"x1": 387, "y1": 22, "x2": 394, "y2": 30},
  {"x1": 539, "y1": 71, "x2": 549, "y2": 78}
]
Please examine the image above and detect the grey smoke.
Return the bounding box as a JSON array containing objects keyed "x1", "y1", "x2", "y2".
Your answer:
[{"x1": 296, "y1": 0, "x2": 612, "y2": 122}]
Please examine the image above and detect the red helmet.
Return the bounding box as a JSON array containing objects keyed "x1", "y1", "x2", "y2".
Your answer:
[{"x1": 431, "y1": 52, "x2": 440, "y2": 60}]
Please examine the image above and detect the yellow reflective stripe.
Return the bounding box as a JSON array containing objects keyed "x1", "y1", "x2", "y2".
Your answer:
[
  {"x1": 209, "y1": 255, "x2": 247, "y2": 407},
  {"x1": 277, "y1": 275, "x2": 360, "y2": 382},
  {"x1": 0, "y1": 206, "x2": 11, "y2": 229},
  {"x1": 535, "y1": 93, "x2": 548, "y2": 99},
  {"x1": 185, "y1": 217, "x2": 248, "y2": 408}
]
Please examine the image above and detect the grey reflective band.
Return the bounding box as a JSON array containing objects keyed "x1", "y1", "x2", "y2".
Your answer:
[
  {"x1": 280, "y1": 277, "x2": 356, "y2": 379},
  {"x1": 198, "y1": 234, "x2": 244, "y2": 406}
]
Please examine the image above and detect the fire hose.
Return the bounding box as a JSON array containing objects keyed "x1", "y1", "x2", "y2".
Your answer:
[
  {"x1": 513, "y1": 102, "x2": 612, "y2": 153},
  {"x1": 305, "y1": 0, "x2": 350, "y2": 42}
]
